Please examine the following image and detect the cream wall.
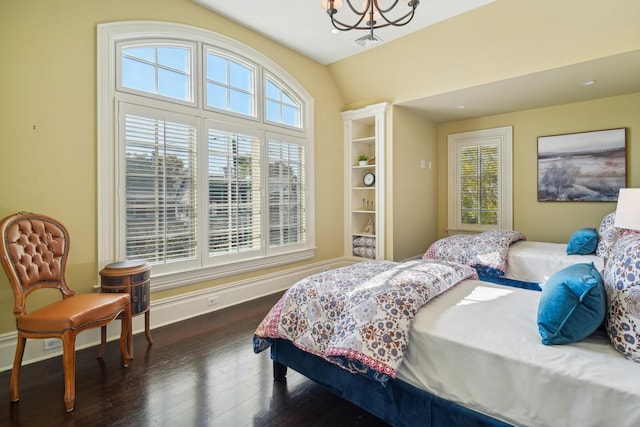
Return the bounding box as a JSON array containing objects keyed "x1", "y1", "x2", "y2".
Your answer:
[
  {"x1": 0, "y1": 0, "x2": 344, "y2": 334},
  {"x1": 1, "y1": 0, "x2": 639, "y2": 337},
  {"x1": 437, "y1": 93, "x2": 640, "y2": 243},
  {"x1": 327, "y1": 0, "x2": 640, "y2": 109},
  {"x1": 387, "y1": 106, "x2": 439, "y2": 261},
  {"x1": 324, "y1": 0, "x2": 640, "y2": 255}
]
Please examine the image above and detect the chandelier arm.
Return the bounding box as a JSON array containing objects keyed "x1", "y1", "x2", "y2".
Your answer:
[
  {"x1": 330, "y1": 14, "x2": 370, "y2": 31},
  {"x1": 371, "y1": 0, "x2": 402, "y2": 14},
  {"x1": 343, "y1": 0, "x2": 371, "y2": 15},
  {"x1": 326, "y1": 0, "x2": 420, "y2": 31},
  {"x1": 375, "y1": 9, "x2": 416, "y2": 27}
]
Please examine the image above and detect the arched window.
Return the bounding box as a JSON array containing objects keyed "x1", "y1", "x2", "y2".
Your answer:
[{"x1": 98, "y1": 22, "x2": 315, "y2": 290}]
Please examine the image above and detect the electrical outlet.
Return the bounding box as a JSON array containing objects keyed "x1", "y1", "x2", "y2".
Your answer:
[
  {"x1": 44, "y1": 338, "x2": 62, "y2": 351},
  {"x1": 207, "y1": 296, "x2": 219, "y2": 306}
]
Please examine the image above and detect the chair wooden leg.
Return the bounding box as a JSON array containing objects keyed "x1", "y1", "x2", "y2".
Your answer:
[
  {"x1": 61, "y1": 333, "x2": 77, "y2": 412},
  {"x1": 120, "y1": 307, "x2": 133, "y2": 366},
  {"x1": 97, "y1": 325, "x2": 107, "y2": 358},
  {"x1": 10, "y1": 336, "x2": 26, "y2": 403}
]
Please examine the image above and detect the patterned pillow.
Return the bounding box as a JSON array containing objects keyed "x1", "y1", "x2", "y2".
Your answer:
[
  {"x1": 603, "y1": 233, "x2": 640, "y2": 362},
  {"x1": 596, "y1": 211, "x2": 622, "y2": 258}
]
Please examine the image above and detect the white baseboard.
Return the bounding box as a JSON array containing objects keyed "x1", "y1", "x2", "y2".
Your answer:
[{"x1": 0, "y1": 257, "x2": 350, "y2": 372}]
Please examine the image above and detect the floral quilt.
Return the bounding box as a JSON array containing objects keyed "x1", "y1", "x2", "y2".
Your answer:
[
  {"x1": 253, "y1": 259, "x2": 477, "y2": 384},
  {"x1": 423, "y1": 230, "x2": 526, "y2": 277}
]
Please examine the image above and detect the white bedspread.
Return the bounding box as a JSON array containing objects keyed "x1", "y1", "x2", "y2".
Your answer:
[
  {"x1": 396, "y1": 279, "x2": 640, "y2": 427},
  {"x1": 503, "y1": 240, "x2": 604, "y2": 285}
]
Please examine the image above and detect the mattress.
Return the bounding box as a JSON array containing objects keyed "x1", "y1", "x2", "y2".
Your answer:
[
  {"x1": 396, "y1": 279, "x2": 640, "y2": 427},
  {"x1": 503, "y1": 240, "x2": 604, "y2": 285}
]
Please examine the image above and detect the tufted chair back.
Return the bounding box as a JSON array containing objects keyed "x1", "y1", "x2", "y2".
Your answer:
[
  {"x1": 0, "y1": 211, "x2": 133, "y2": 412},
  {"x1": 0, "y1": 213, "x2": 75, "y2": 316}
]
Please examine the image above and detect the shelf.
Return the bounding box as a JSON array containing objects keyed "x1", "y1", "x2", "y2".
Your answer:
[
  {"x1": 352, "y1": 136, "x2": 375, "y2": 143},
  {"x1": 343, "y1": 102, "x2": 389, "y2": 261}
]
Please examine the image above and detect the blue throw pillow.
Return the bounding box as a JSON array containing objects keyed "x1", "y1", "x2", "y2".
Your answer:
[
  {"x1": 537, "y1": 263, "x2": 606, "y2": 345},
  {"x1": 566, "y1": 228, "x2": 598, "y2": 255}
]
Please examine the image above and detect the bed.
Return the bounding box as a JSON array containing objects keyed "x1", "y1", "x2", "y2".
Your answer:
[
  {"x1": 264, "y1": 279, "x2": 640, "y2": 426},
  {"x1": 423, "y1": 230, "x2": 605, "y2": 290},
  {"x1": 498, "y1": 240, "x2": 604, "y2": 285},
  {"x1": 254, "y1": 218, "x2": 639, "y2": 427}
]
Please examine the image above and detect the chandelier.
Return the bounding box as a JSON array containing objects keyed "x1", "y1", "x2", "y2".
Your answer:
[{"x1": 321, "y1": 0, "x2": 420, "y2": 32}]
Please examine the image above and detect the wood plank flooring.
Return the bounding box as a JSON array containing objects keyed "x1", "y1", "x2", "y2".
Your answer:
[{"x1": 0, "y1": 292, "x2": 391, "y2": 426}]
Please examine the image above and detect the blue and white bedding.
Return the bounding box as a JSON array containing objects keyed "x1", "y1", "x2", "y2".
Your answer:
[
  {"x1": 424, "y1": 231, "x2": 605, "y2": 286},
  {"x1": 253, "y1": 259, "x2": 477, "y2": 384},
  {"x1": 423, "y1": 230, "x2": 526, "y2": 277}
]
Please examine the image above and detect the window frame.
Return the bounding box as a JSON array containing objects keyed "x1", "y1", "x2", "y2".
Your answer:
[
  {"x1": 116, "y1": 40, "x2": 197, "y2": 107},
  {"x1": 203, "y1": 45, "x2": 259, "y2": 120},
  {"x1": 98, "y1": 21, "x2": 315, "y2": 291},
  {"x1": 447, "y1": 126, "x2": 513, "y2": 233},
  {"x1": 264, "y1": 72, "x2": 303, "y2": 130}
]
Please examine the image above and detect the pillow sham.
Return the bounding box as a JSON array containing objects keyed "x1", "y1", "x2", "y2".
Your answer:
[
  {"x1": 603, "y1": 233, "x2": 640, "y2": 362},
  {"x1": 596, "y1": 211, "x2": 622, "y2": 258},
  {"x1": 566, "y1": 227, "x2": 598, "y2": 255},
  {"x1": 537, "y1": 263, "x2": 606, "y2": 345}
]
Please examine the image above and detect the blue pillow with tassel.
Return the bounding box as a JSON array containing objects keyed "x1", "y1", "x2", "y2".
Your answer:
[{"x1": 537, "y1": 262, "x2": 605, "y2": 345}]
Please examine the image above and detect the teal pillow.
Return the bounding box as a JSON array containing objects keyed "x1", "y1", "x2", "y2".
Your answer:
[
  {"x1": 566, "y1": 228, "x2": 598, "y2": 255},
  {"x1": 537, "y1": 263, "x2": 606, "y2": 345}
]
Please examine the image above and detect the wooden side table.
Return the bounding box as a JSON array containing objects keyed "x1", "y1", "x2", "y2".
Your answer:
[{"x1": 98, "y1": 260, "x2": 153, "y2": 358}]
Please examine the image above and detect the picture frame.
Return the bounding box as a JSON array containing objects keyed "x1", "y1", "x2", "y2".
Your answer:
[{"x1": 537, "y1": 128, "x2": 626, "y2": 202}]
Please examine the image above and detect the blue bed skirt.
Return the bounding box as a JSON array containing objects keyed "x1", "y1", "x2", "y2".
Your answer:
[
  {"x1": 477, "y1": 273, "x2": 542, "y2": 291},
  {"x1": 270, "y1": 338, "x2": 511, "y2": 427}
]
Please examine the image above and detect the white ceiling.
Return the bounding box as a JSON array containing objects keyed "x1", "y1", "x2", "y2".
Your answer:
[
  {"x1": 193, "y1": 1, "x2": 640, "y2": 122},
  {"x1": 193, "y1": 0, "x2": 494, "y2": 65},
  {"x1": 398, "y1": 49, "x2": 640, "y2": 122}
]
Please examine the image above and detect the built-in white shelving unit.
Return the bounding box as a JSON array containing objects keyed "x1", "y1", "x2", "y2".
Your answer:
[{"x1": 342, "y1": 102, "x2": 389, "y2": 260}]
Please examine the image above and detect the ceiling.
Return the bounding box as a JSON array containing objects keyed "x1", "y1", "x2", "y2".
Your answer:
[
  {"x1": 193, "y1": 1, "x2": 640, "y2": 122},
  {"x1": 398, "y1": 49, "x2": 640, "y2": 122},
  {"x1": 193, "y1": 0, "x2": 495, "y2": 65}
]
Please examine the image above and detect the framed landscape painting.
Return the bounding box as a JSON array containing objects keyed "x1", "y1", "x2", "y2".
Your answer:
[{"x1": 537, "y1": 128, "x2": 626, "y2": 202}]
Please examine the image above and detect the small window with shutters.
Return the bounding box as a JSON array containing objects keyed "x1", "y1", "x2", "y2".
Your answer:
[{"x1": 447, "y1": 126, "x2": 513, "y2": 233}]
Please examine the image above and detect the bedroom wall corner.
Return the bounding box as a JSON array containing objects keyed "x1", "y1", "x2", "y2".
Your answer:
[
  {"x1": 389, "y1": 106, "x2": 439, "y2": 261},
  {"x1": 0, "y1": 0, "x2": 345, "y2": 336}
]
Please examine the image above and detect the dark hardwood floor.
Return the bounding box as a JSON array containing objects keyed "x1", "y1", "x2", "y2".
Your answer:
[{"x1": 0, "y1": 292, "x2": 391, "y2": 426}]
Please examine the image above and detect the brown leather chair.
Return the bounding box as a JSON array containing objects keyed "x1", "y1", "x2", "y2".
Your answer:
[{"x1": 0, "y1": 212, "x2": 133, "y2": 412}]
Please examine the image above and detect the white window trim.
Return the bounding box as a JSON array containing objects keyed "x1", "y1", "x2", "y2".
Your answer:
[
  {"x1": 447, "y1": 126, "x2": 513, "y2": 233},
  {"x1": 116, "y1": 40, "x2": 198, "y2": 107},
  {"x1": 97, "y1": 21, "x2": 315, "y2": 291}
]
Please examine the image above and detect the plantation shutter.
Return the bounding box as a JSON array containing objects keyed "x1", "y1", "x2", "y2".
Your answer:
[
  {"x1": 268, "y1": 138, "x2": 306, "y2": 248},
  {"x1": 122, "y1": 107, "x2": 197, "y2": 265},
  {"x1": 207, "y1": 127, "x2": 262, "y2": 256},
  {"x1": 459, "y1": 143, "x2": 499, "y2": 226}
]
